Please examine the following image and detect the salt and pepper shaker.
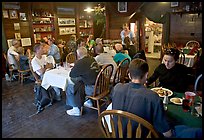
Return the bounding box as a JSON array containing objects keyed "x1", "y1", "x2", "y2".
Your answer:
[{"x1": 163, "y1": 91, "x2": 168, "y2": 111}]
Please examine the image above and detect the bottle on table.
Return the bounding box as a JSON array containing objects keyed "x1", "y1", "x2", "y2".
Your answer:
[{"x1": 163, "y1": 91, "x2": 169, "y2": 111}]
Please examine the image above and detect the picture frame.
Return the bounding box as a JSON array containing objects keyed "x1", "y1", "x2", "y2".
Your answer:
[
  {"x1": 15, "y1": 33, "x2": 21, "y2": 40},
  {"x1": 14, "y1": 23, "x2": 20, "y2": 30},
  {"x1": 9, "y1": 10, "x2": 18, "y2": 19},
  {"x1": 58, "y1": 18, "x2": 75, "y2": 26},
  {"x1": 118, "y1": 2, "x2": 127, "y2": 12},
  {"x1": 171, "y1": 2, "x2": 179, "y2": 7},
  {"x1": 3, "y1": 10, "x2": 9, "y2": 18},
  {"x1": 19, "y1": 12, "x2": 27, "y2": 21},
  {"x1": 7, "y1": 39, "x2": 13, "y2": 48},
  {"x1": 59, "y1": 27, "x2": 76, "y2": 35}
]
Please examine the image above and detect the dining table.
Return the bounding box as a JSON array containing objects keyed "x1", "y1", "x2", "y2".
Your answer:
[
  {"x1": 41, "y1": 66, "x2": 74, "y2": 91},
  {"x1": 165, "y1": 92, "x2": 202, "y2": 128}
]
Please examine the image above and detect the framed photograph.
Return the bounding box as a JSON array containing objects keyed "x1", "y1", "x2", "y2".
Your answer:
[
  {"x1": 3, "y1": 10, "x2": 9, "y2": 18},
  {"x1": 7, "y1": 39, "x2": 13, "y2": 48},
  {"x1": 15, "y1": 33, "x2": 21, "y2": 40},
  {"x1": 118, "y1": 2, "x2": 127, "y2": 12},
  {"x1": 14, "y1": 23, "x2": 20, "y2": 30},
  {"x1": 58, "y1": 18, "x2": 75, "y2": 26},
  {"x1": 59, "y1": 27, "x2": 76, "y2": 35},
  {"x1": 171, "y1": 2, "x2": 179, "y2": 7},
  {"x1": 19, "y1": 12, "x2": 27, "y2": 21},
  {"x1": 9, "y1": 10, "x2": 18, "y2": 19}
]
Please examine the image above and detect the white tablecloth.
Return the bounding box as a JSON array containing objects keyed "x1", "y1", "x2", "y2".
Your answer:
[{"x1": 41, "y1": 66, "x2": 74, "y2": 91}]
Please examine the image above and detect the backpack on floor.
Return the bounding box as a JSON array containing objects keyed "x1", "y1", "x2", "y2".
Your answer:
[{"x1": 32, "y1": 85, "x2": 55, "y2": 114}]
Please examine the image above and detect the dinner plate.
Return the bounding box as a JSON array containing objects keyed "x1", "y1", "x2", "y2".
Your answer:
[
  {"x1": 170, "y1": 97, "x2": 183, "y2": 105},
  {"x1": 151, "y1": 87, "x2": 173, "y2": 97}
]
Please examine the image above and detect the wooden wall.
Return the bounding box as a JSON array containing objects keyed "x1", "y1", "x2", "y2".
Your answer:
[
  {"x1": 169, "y1": 13, "x2": 202, "y2": 46},
  {"x1": 2, "y1": 2, "x2": 202, "y2": 50}
]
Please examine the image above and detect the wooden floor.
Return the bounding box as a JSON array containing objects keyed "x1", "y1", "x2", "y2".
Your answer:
[{"x1": 2, "y1": 78, "x2": 104, "y2": 138}]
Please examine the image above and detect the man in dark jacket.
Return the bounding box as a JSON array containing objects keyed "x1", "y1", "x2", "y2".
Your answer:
[{"x1": 66, "y1": 47, "x2": 99, "y2": 116}]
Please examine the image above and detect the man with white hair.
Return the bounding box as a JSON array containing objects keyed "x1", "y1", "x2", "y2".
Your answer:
[
  {"x1": 7, "y1": 39, "x2": 20, "y2": 70},
  {"x1": 66, "y1": 47, "x2": 99, "y2": 116},
  {"x1": 113, "y1": 43, "x2": 131, "y2": 64}
]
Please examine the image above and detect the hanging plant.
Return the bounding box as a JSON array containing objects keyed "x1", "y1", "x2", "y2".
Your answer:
[{"x1": 93, "y1": 4, "x2": 106, "y2": 38}]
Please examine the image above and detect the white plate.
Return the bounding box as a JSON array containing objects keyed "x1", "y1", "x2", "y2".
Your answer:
[
  {"x1": 170, "y1": 97, "x2": 183, "y2": 105},
  {"x1": 151, "y1": 87, "x2": 173, "y2": 97}
]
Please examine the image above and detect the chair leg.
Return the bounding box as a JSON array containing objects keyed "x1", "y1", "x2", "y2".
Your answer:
[
  {"x1": 18, "y1": 73, "x2": 21, "y2": 83},
  {"x1": 97, "y1": 100, "x2": 100, "y2": 116},
  {"x1": 80, "y1": 107, "x2": 83, "y2": 115},
  {"x1": 21, "y1": 74, "x2": 24, "y2": 84}
]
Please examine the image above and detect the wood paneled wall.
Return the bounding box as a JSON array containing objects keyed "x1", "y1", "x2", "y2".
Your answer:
[{"x1": 170, "y1": 13, "x2": 202, "y2": 46}]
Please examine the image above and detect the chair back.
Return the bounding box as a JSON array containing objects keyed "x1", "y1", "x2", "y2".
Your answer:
[
  {"x1": 93, "y1": 64, "x2": 114, "y2": 97},
  {"x1": 66, "y1": 52, "x2": 76, "y2": 64},
  {"x1": 185, "y1": 40, "x2": 200, "y2": 48},
  {"x1": 194, "y1": 74, "x2": 202, "y2": 93},
  {"x1": 178, "y1": 51, "x2": 185, "y2": 64},
  {"x1": 98, "y1": 110, "x2": 160, "y2": 138},
  {"x1": 112, "y1": 58, "x2": 130, "y2": 86},
  {"x1": 86, "y1": 64, "x2": 114, "y2": 116}
]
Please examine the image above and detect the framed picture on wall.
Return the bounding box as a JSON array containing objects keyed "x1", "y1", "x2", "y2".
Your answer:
[
  {"x1": 171, "y1": 2, "x2": 179, "y2": 7},
  {"x1": 7, "y1": 39, "x2": 13, "y2": 48},
  {"x1": 15, "y1": 33, "x2": 21, "y2": 40},
  {"x1": 59, "y1": 27, "x2": 76, "y2": 35},
  {"x1": 118, "y1": 2, "x2": 127, "y2": 12},
  {"x1": 9, "y1": 10, "x2": 18, "y2": 19},
  {"x1": 3, "y1": 10, "x2": 9, "y2": 18},
  {"x1": 58, "y1": 18, "x2": 75, "y2": 26},
  {"x1": 19, "y1": 12, "x2": 27, "y2": 21}
]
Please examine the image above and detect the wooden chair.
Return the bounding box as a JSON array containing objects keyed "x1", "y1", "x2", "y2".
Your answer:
[
  {"x1": 85, "y1": 64, "x2": 114, "y2": 116},
  {"x1": 14, "y1": 57, "x2": 32, "y2": 84},
  {"x1": 98, "y1": 110, "x2": 160, "y2": 138},
  {"x1": 178, "y1": 51, "x2": 185, "y2": 65},
  {"x1": 66, "y1": 52, "x2": 76, "y2": 64},
  {"x1": 4, "y1": 53, "x2": 19, "y2": 81},
  {"x1": 185, "y1": 40, "x2": 200, "y2": 48},
  {"x1": 112, "y1": 58, "x2": 130, "y2": 86}
]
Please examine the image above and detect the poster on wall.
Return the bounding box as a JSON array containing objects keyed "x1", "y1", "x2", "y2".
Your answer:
[
  {"x1": 15, "y1": 33, "x2": 21, "y2": 40},
  {"x1": 59, "y1": 27, "x2": 76, "y2": 35},
  {"x1": 118, "y1": 2, "x2": 127, "y2": 12},
  {"x1": 3, "y1": 10, "x2": 9, "y2": 18},
  {"x1": 58, "y1": 18, "x2": 75, "y2": 26},
  {"x1": 19, "y1": 13, "x2": 27, "y2": 21},
  {"x1": 9, "y1": 10, "x2": 18, "y2": 19},
  {"x1": 7, "y1": 39, "x2": 14, "y2": 48},
  {"x1": 21, "y1": 38, "x2": 31, "y2": 46},
  {"x1": 14, "y1": 23, "x2": 20, "y2": 30}
]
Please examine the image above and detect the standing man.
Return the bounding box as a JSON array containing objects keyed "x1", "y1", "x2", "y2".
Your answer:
[{"x1": 120, "y1": 23, "x2": 135, "y2": 47}]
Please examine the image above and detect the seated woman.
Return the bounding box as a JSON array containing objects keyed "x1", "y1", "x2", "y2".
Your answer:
[{"x1": 146, "y1": 48, "x2": 194, "y2": 92}]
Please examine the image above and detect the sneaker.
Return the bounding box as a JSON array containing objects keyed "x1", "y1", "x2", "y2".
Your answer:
[
  {"x1": 66, "y1": 108, "x2": 81, "y2": 116},
  {"x1": 84, "y1": 99, "x2": 93, "y2": 107}
]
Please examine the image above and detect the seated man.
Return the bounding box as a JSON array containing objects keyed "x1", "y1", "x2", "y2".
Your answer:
[
  {"x1": 94, "y1": 44, "x2": 117, "y2": 80},
  {"x1": 66, "y1": 47, "x2": 99, "y2": 116},
  {"x1": 7, "y1": 39, "x2": 20, "y2": 70},
  {"x1": 31, "y1": 43, "x2": 61, "y2": 101},
  {"x1": 112, "y1": 58, "x2": 172, "y2": 138},
  {"x1": 113, "y1": 43, "x2": 131, "y2": 64}
]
